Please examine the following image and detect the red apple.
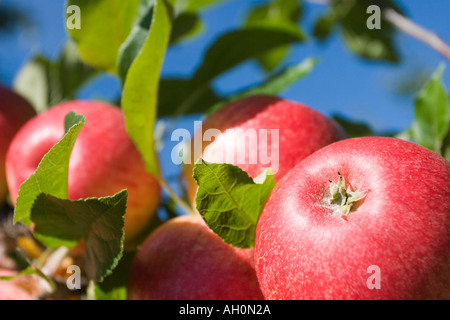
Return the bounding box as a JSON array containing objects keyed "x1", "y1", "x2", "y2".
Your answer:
[
  {"x1": 0, "y1": 85, "x2": 36, "y2": 204},
  {"x1": 183, "y1": 94, "x2": 347, "y2": 204},
  {"x1": 255, "y1": 137, "x2": 450, "y2": 300},
  {"x1": 127, "y1": 214, "x2": 264, "y2": 300},
  {"x1": 0, "y1": 269, "x2": 36, "y2": 300},
  {"x1": 5, "y1": 100, "x2": 160, "y2": 249}
]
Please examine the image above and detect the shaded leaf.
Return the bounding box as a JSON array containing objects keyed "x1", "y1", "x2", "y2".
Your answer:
[
  {"x1": 332, "y1": 114, "x2": 375, "y2": 138},
  {"x1": 31, "y1": 190, "x2": 128, "y2": 282},
  {"x1": 322, "y1": 0, "x2": 402, "y2": 62},
  {"x1": 170, "y1": 12, "x2": 203, "y2": 44},
  {"x1": 86, "y1": 251, "x2": 135, "y2": 300},
  {"x1": 158, "y1": 78, "x2": 219, "y2": 117}
]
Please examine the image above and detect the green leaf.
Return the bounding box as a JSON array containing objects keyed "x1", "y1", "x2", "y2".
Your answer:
[
  {"x1": 207, "y1": 57, "x2": 317, "y2": 114},
  {"x1": 411, "y1": 64, "x2": 450, "y2": 154},
  {"x1": 330, "y1": 0, "x2": 400, "y2": 62},
  {"x1": 121, "y1": 0, "x2": 175, "y2": 177},
  {"x1": 170, "y1": 12, "x2": 203, "y2": 44},
  {"x1": 66, "y1": 0, "x2": 140, "y2": 72},
  {"x1": 31, "y1": 190, "x2": 127, "y2": 282},
  {"x1": 244, "y1": 0, "x2": 303, "y2": 72},
  {"x1": 190, "y1": 25, "x2": 305, "y2": 89},
  {"x1": 13, "y1": 113, "x2": 86, "y2": 226},
  {"x1": 193, "y1": 160, "x2": 276, "y2": 249}
]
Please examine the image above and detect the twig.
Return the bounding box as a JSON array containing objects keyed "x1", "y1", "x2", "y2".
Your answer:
[{"x1": 382, "y1": 8, "x2": 450, "y2": 60}]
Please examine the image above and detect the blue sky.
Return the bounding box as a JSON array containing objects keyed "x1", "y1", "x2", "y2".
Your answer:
[{"x1": 1, "y1": 0, "x2": 449, "y2": 134}]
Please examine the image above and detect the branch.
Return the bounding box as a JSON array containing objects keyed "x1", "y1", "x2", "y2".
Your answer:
[
  {"x1": 382, "y1": 8, "x2": 450, "y2": 60},
  {"x1": 305, "y1": 0, "x2": 450, "y2": 61}
]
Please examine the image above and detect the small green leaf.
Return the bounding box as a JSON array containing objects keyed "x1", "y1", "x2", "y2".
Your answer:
[
  {"x1": 13, "y1": 113, "x2": 86, "y2": 226},
  {"x1": 313, "y1": 12, "x2": 336, "y2": 41},
  {"x1": 31, "y1": 190, "x2": 128, "y2": 282},
  {"x1": 412, "y1": 64, "x2": 450, "y2": 154},
  {"x1": 207, "y1": 57, "x2": 317, "y2": 114},
  {"x1": 193, "y1": 160, "x2": 276, "y2": 249},
  {"x1": 121, "y1": 0, "x2": 175, "y2": 177},
  {"x1": 66, "y1": 0, "x2": 140, "y2": 72}
]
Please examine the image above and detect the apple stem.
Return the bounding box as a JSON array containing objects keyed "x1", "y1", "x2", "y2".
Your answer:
[{"x1": 324, "y1": 173, "x2": 368, "y2": 219}]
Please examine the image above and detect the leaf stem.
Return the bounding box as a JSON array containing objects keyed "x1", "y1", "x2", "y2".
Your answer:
[{"x1": 157, "y1": 176, "x2": 196, "y2": 216}]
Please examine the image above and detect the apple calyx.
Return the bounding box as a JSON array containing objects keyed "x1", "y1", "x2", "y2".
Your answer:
[{"x1": 325, "y1": 172, "x2": 368, "y2": 219}]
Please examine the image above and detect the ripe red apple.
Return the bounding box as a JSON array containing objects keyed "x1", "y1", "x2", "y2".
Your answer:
[
  {"x1": 0, "y1": 85, "x2": 36, "y2": 204},
  {"x1": 255, "y1": 136, "x2": 450, "y2": 300},
  {"x1": 183, "y1": 94, "x2": 347, "y2": 204},
  {"x1": 127, "y1": 214, "x2": 264, "y2": 300},
  {"x1": 0, "y1": 269, "x2": 36, "y2": 300},
  {"x1": 5, "y1": 100, "x2": 161, "y2": 249}
]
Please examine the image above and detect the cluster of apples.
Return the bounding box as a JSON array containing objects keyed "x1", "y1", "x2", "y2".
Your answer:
[
  {"x1": 0, "y1": 86, "x2": 449, "y2": 300},
  {"x1": 128, "y1": 95, "x2": 450, "y2": 300}
]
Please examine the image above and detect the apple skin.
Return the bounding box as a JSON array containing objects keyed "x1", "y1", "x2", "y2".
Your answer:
[
  {"x1": 183, "y1": 94, "x2": 347, "y2": 204},
  {"x1": 127, "y1": 214, "x2": 264, "y2": 300},
  {"x1": 0, "y1": 269, "x2": 36, "y2": 300},
  {"x1": 5, "y1": 100, "x2": 161, "y2": 249},
  {"x1": 0, "y1": 85, "x2": 36, "y2": 204},
  {"x1": 255, "y1": 136, "x2": 450, "y2": 300}
]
